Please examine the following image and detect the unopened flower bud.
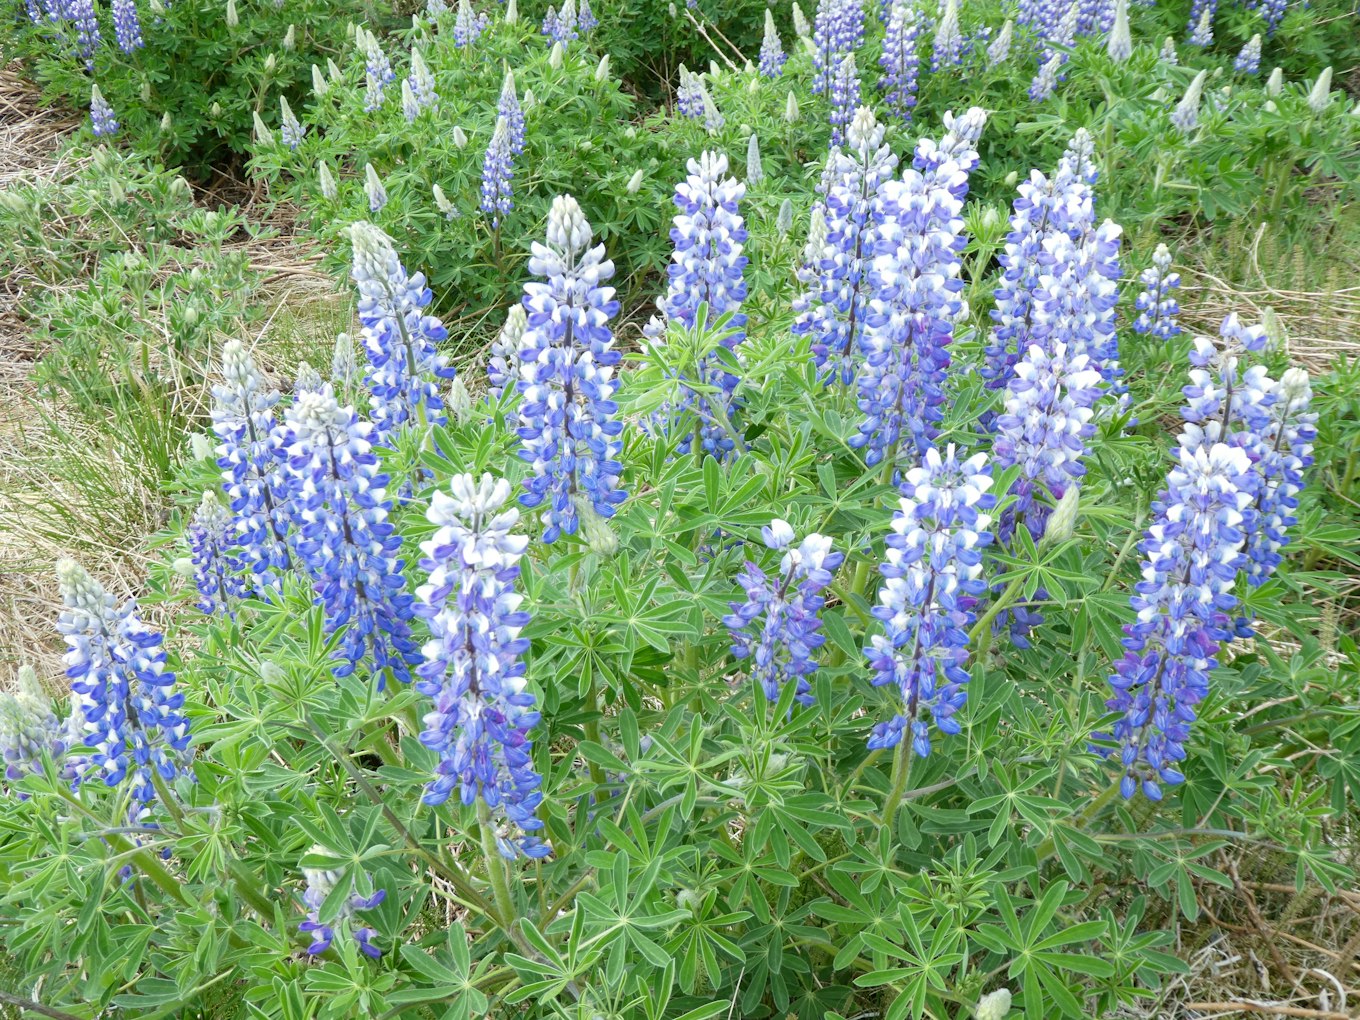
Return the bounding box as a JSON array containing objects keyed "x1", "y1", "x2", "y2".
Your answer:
[
  {"x1": 452, "y1": 125, "x2": 468, "y2": 148},
  {"x1": 283, "y1": 24, "x2": 296, "y2": 49},
  {"x1": 549, "y1": 41, "x2": 564, "y2": 68},
  {"x1": 189, "y1": 432, "x2": 215, "y2": 460},
  {"x1": 626, "y1": 168, "x2": 644, "y2": 193},
  {"x1": 595, "y1": 54, "x2": 610, "y2": 81},
  {"x1": 975, "y1": 989, "x2": 1012, "y2": 1020},
  {"x1": 784, "y1": 90, "x2": 799, "y2": 123},
  {"x1": 776, "y1": 198, "x2": 793, "y2": 237},
  {"x1": 1043, "y1": 487, "x2": 1080, "y2": 545},
  {"x1": 172, "y1": 557, "x2": 197, "y2": 578},
  {"x1": 226, "y1": 0, "x2": 238, "y2": 27},
  {"x1": 160, "y1": 111, "x2": 172, "y2": 131},
  {"x1": 447, "y1": 376, "x2": 474, "y2": 425}
]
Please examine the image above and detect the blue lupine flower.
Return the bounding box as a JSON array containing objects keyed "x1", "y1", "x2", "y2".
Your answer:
[
  {"x1": 454, "y1": 0, "x2": 489, "y2": 47},
  {"x1": 1186, "y1": 0, "x2": 1215, "y2": 41},
  {"x1": 1244, "y1": 367, "x2": 1315, "y2": 587},
  {"x1": 1098, "y1": 440, "x2": 1252, "y2": 799},
  {"x1": 499, "y1": 68, "x2": 525, "y2": 156},
  {"x1": 828, "y1": 53, "x2": 861, "y2": 149},
  {"x1": 759, "y1": 9, "x2": 786, "y2": 77},
  {"x1": 299, "y1": 850, "x2": 386, "y2": 958},
  {"x1": 514, "y1": 196, "x2": 626, "y2": 543},
  {"x1": 280, "y1": 97, "x2": 305, "y2": 150},
  {"x1": 481, "y1": 116, "x2": 515, "y2": 228},
  {"x1": 112, "y1": 0, "x2": 143, "y2": 52},
  {"x1": 930, "y1": 0, "x2": 963, "y2": 70},
  {"x1": 409, "y1": 48, "x2": 439, "y2": 112},
  {"x1": 1234, "y1": 33, "x2": 1262, "y2": 74},
  {"x1": 866, "y1": 446, "x2": 994, "y2": 756},
  {"x1": 793, "y1": 106, "x2": 898, "y2": 385},
  {"x1": 645, "y1": 151, "x2": 749, "y2": 460},
  {"x1": 57, "y1": 558, "x2": 192, "y2": 810},
  {"x1": 1029, "y1": 53, "x2": 1062, "y2": 103},
  {"x1": 0, "y1": 666, "x2": 64, "y2": 795},
  {"x1": 1159, "y1": 35, "x2": 1178, "y2": 64},
  {"x1": 211, "y1": 339, "x2": 293, "y2": 590},
  {"x1": 723, "y1": 521, "x2": 844, "y2": 706},
  {"x1": 543, "y1": 0, "x2": 578, "y2": 43},
  {"x1": 579, "y1": 0, "x2": 597, "y2": 32},
  {"x1": 187, "y1": 492, "x2": 247, "y2": 616},
  {"x1": 487, "y1": 304, "x2": 526, "y2": 401},
  {"x1": 359, "y1": 28, "x2": 395, "y2": 111},
  {"x1": 1107, "y1": 0, "x2": 1131, "y2": 61},
  {"x1": 1188, "y1": 5, "x2": 1213, "y2": 45},
  {"x1": 349, "y1": 221, "x2": 456, "y2": 436},
  {"x1": 676, "y1": 66, "x2": 705, "y2": 119},
  {"x1": 986, "y1": 18, "x2": 1013, "y2": 64},
  {"x1": 280, "y1": 386, "x2": 421, "y2": 687},
  {"x1": 1258, "y1": 0, "x2": 1287, "y2": 35},
  {"x1": 364, "y1": 163, "x2": 388, "y2": 213},
  {"x1": 402, "y1": 80, "x2": 422, "y2": 123},
  {"x1": 879, "y1": 0, "x2": 921, "y2": 124},
  {"x1": 810, "y1": 0, "x2": 842, "y2": 93},
  {"x1": 852, "y1": 109, "x2": 985, "y2": 473},
  {"x1": 70, "y1": 0, "x2": 100, "y2": 66},
  {"x1": 1171, "y1": 69, "x2": 1207, "y2": 132},
  {"x1": 1039, "y1": 221, "x2": 1125, "y2": 403},
  {"x1": 413, "y1": 473, "x2": 550, "y2": 859},
  {"x1": 1133, "y1": 243, "x2": 1181, "y2": 340},
  {"x1": 89, "y1": 85, "x2": 117, "y2": 137},
  {"x1": 542, "y1": 4, "x2": 558, "y2": 38}
]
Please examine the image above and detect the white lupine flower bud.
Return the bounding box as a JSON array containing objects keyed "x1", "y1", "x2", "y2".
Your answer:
[
  {"x1": 975, "y1": 989, "x2": 1012, "y2": 1020},
  {"x1": 295, "y1": 360, "x2": 324, "y2": 394},
  {"x1": 595, "y1": 54, "x2": 610, "y2": 81},
  {"x1": 549, "y1": 41, "x2": 564, "y2": 68},
  {"x1": 283, "y1": 24, "x2": 296, "y2": 49},
  {"x1": 1264, "y1": 99, "x2": 1278, "y2": 113},
  {"x1": 1262, "y1": 307, "x2": 1285, "y2": 349},
  {"x1": 260, "y1": 661, "x2": 285, "y2": 684},
  {"x1": 784, "y1": 90, "x2": 799, "y2": 123},
  {"x1": 669, "y1": 1, "x2": 677, "y2": 17},
  {"x1": 332, "y1": 332, "x2": 355, "y2": 382},
  {"x1": 748, "y1": 76, "x2": 760, "y2": 94},
  {"x1": 452, "y1": 125, "x2": 468, "y2": 148},
  {"x1": 776, "y1": 198, "x2": 793, "y2": 237},
  {"x1": 1107, "y1": 0, "x2": 1131, "y2": 62},
  {"x1": 148, "y1": 0, "x2": 163, "y2": 13},
  {"x1": 745, "y1": 132, "x2": 763, "y2": 185},
  {"x1": 546, "y1": 194, "x2": 592, "y2": 254},
  {"x1": 211, "y1": 101, "x2": 223, "y2": 118},
  {"x1": 523, "y1": 88, "x2": 536, "y2": 110},
  {"x1": 504, "y1": 0, "x2": 518, "y2": 22},
  {"x1": 803, "y1": 205, "x2": 827, "y2": 265},
  {"x1": 433, "y1": 183, "x2": 456, "y2": 218},
  {"x1": 172, "y1": 557, "x2": 197, "y2": 578},
  {"x1": 364, "y1": 162, "x2": 387, "y2": 212},
  {"x1": 312, "y1": 64, "x2": 328, "y2": 96},
  {"x1": 1003, "y1": 169, "x2": 1018, "y2": 187},
  {"x1": 140, "y1": 81, "x2": 151, "y2": 103},
  {"x1": 189, "y1": 432, "x2": 215, "y2": 460},
  {"x1": 1266, "y1": 66, "x2": 1283, "y2": 95},
  {"x1": 626, "y1": 168, "x2": 644, "y2": 193},
  {"x1": 226, "y1": 0, "x2": 238, "y2": 27},
  {"x1": 447, "y1": 376, "x2": 474, "y2": 425},
  {"x1": 1308, "y1": 67, "x2": 1333, "y2": 112},
  {"x1": 709, "y1": 60, "x2": 721, "y2": 79},
  {"x1": 318, "y1": 160, "x2": 337, "y2": 200},
  {"x1": 574, "y1": 497, "x2": 619, "y2": 556},
  {"x1": 160, "y1": 111, "x2": 172, "y2": 131},
  {"x1": 1043, "y1": 487, "x2": 1080, "y2": 545},
  {"x1": 1279, "y1": 366, "x2": 1311, "y2": 404},
  {"x1": 264, "y1": 53, "x2": 277, "y2": 74},
  {"x1": 328, "y1": 57, "x2": 343, "y2": 82},
  {"x1": 252, "y1": 111, "x2": 272, "y2": 145},
  {"x1": 791, "y1": 1, "x2": 810, "y2": 38}
]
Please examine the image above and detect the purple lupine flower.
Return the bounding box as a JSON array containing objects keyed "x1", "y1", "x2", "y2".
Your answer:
[
  {"x1": 487, "y1": 304, "x2": 526, "y2": 401},
  {"x1": 1243, "y1": 367, "x2": 1315, "y2": 587},
  {"x1": 1097, "y1": 440, "x2": 1253, "y2": 799},
  {"x1": 453, "y1": 0, "x2": 489, "y2": 47},
  {"x1": 676, "y1": 66, "x2": 706, "y2": 119},
  {"x1": 828, "y1": 53, "x2": 861, "y2": 149},
  {"x1": 359, "y1": 29, "x2": 395, "y2": 111},
  {"x1": 0, "y1": 666, "x2": 64, "y2": 795},
  {"x1": 879, "y1": 0, "x2": 921, "y2": 124},
  {"x1": 723, "y1": 521, "x2": 844, "y2": 706},
  {"x1": 498, "y1": 68, "x2": 525, "y2": 156},
  {"x1": 866, "y1": 445, "x2": 994, "y2": 755},
  {"x1": 1171, "y1": 69, "x2": 1207, "y2": 133},
  {"x1": 280, "y1": 386, "x2": 421, "y2": 687},
  {"x1": 1037, "y1": 221, "x2": 1125, "y2": 403},
  {"x1": 931, "y1": 0, "x2": 963, "y2": 70},
  {"x1": 986, "y1": 19, "x2": 1013, "y2": 64},
  {"x1": 349, "y1": 221, "x2": 456, "y2": 436},
  {"x1": 579, "y1": 0, "x2": 597, "y2": 32},
  {"x1": 409, "y1": 49, "x2": 439, "y2": 111},
  {"x1": 299, "y1": 851, "x2": 386, "y2": 958},
  {"x1": 1258, "y1": 0, "x2": 1287, "y2": 35},
  {"x1": 1234, "y1": 34, "x2": 1262, "y2": 74},
  {"x1": 112, "y1": 0, "x2": 143, "y2": 52},
  {"x1": 211, "y1": 340, "x2": 293, "y2": 590},
  {"x1": 811, "y1": 0, "x2": 842, "y2": 93},
  {"x1": 645, "y1": 151, "x2": 749, "y2": 460},
  {"x1": 1186, "y1": 0, "x2": 1215, "y2": 42},
  {"x1": 793, "y1": 106, "x2": 898, "y2": 385},
  {"x1": 514, "y1": 196, "x2": 626, "y2": 543},
  {"x1": 89, "y1": 85, "x2": 117, "y2": 137},
  {"x1": 991, "y1": 342, "x2": 1102, "y2": 545},
  {"x1": 280, "y1": 97, "x2": 305, "y2": 150},
  {"x1": 541, "y1": 4, "x2": 558, "y2": 38},
  {"x1": 364, "y1": 163, "x2": 387, "y2": 213},
  {"x1": 70, "y1": 0, "x2": 100, "y2": 66},
  {"x1": 759, "y1": 8, "x2": 787, "y2": 77},
  {"x1": 480, "y1": 116, "x2": 515, "y2": 228},
  {"x1": 852, "y1": 110, "x2": 985, "y2": 473},
  {"x1": 187, "y1": 492, "x2": 247, "y2": 616},
  {"x1": 57, "y1": 558, "x2": 192, "y2": 810},
  {"x1": 1133, "y1": 243, "x2": 1181, "y2": 340},
  {"x1": 545, "y1": 0, "x2": 578, "y2": 43},
  {"x1": 1107, "y1": 0, "x2": 1131, "y2": 61},
  {"x1": 413, "y1": 473, "x2": 550, "y2": 859}
]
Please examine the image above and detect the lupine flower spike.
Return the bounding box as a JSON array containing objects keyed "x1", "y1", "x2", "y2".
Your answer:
[
  {"x1": 364, "y1": 162, "x2": 388, "y2": 212},
  {"x1": 90, "y1": 85, "x2": 118, "y2": 137},
  {"x1": 866, "y1": 446, "x2": 994, "y2": 756},
  {"x1": 409, "y1": 48, "x2": 439, "y2": 111},
  {"x1": 1133, "y1": 244, "x2": 1182, "y2": 340},
  {"x1": 280, "y1": 97, "x2": 305, "y2": 150},
  {"x1": 986, "y1": 19, "x2": 1013, "y2": 65},
  {"x1": 723, "y1": 520, "x2": 843, "y2": 707},
  {"x1": 487, "y1": 304, "x2": 526, "y2": 400},
  {"x1": 481, "y1": 116, "x2": 515, "y2": 228},
  {"x1": 879, "y1": 0, "x2": 921, "y2": 124},
  {"x1": 828, "y1": 53, "x2": 861, "y2": 149},
  {"x1": 453, "y1": 0, "x2": 489, "y2": 47},
  {"x1": 759, "y1": 9, "x2": 786, "y2": 77},
  {"x1": 187, "y1": 491, "x2": 247, "y2": 616},
  {"x1": 413, "y1": 473, "x2": 550, "y2": 859},
  {"x1": 499, "y1": 68, "x2": 525, "y2": 155},
  {"x1": 1171, "y1": 69, "x2": 1207, "y2": 133},
  {"x1": 57, "y1": 558, "x2": 192, "y2": 812},
  {"x1": 931, "y1": 0, "x2": 963, "y2": 70},
  {"x1": 1234, "y1": 34, "x2": 1261, "y2": 74},
  {"x1": 112, "y1": 0, "x2": 143, "y2": 52},
  {"x1": 1107, "y1": 0, "x2": 1131, "y2": 62},
  {"x1": 280, "y1": 386, "x2": 421, "y2": 686},
  {"x1": 349, "y1": 221, "x2": 456, "y2": 436},
  {"x1": 514, "y1": 196, "x2": 627, "y2": 542},
  {"x1": 0, "y1": 666, "x2": 64, "y2": 794},
  {"x1": 299, "y1": 850, "x2": 386, "y2": 958}
]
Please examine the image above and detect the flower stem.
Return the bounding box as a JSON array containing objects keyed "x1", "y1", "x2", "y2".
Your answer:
[
  {"x1": 478, "y1": 799, "x2": 516, "y2": 927},
  {"x1": 880, "y1": 739, "x2": 914, "y2": 827}
]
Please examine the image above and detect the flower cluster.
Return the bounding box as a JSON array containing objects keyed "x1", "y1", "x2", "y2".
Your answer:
[
  {"x1": 542, "y1": 0, "x2": 578, "y2": 44},
  {"x1": 793, "y1": 106, "x2": 897, "y2": 385},
  {"x1": 759, "y1": 9, "x2": 786, "y2": 77},
  {"x1": 211, "y1": 340, "x2": 293, "y2": 591},
  {"x1": 879, "y1": 0, "x2": 921, "y2": 123},
  {"x1": 57, "y1": 558, "x2": 192, "y2": 811},
  {"x1": 498, "y1": 68, "x2": 525, "y2": 155},
  {"x1": 828, "y1": 53, "x2": 861, "y2": 149},
  {"x1": 646, "y1": 151, "x2": 749, "y2": 459},
  {"x1": 112, "y1": 0, "x2": 142, "y2": 53},
  {"x1": 1132, "y1": 244, "x2": 1182, "y2": 341},
  {"x1": 281, "y1": 387, "x2": 420, "y2": 686},
  {"x1": 481, "y1": 116, "x2": 515, "y2": 228},
  {"x1": 299, "y1": 851, "x2": 385, "y2": 958},
  {"x1": 1234, "y1": 33, "x2": 1262, "y2": 74},
  {"x1": 349, "y1": 221, "x2": 456, "y2": 436},
  {"x1": 1098, "y1": 441, "x2": 1252, "y2": 799},
  {"x1": 723, "y1": 521, "x2": 843, "y2": 707},
  {"x1": 852, "y1": 109, "x2": 985, "y2": 473},
  {"x1": 358, "y1": 28, "x2": 395, "y2": 111},
  {"x1": 931, "y1": 0, "x2": 963, "y2": 71},
  {"x1": 811, "y1": 0, "x2": 863, "y2": 93},
  {"x1": 0, "y1": 667, "x2": 64, "y2": 794},
  {"x1": 454, "y1": 0, "x2": 489, "y2": 47},
  {"x1": 866, "y1": 446, "x2": 994, "y2": 756},
  {"x1": 487, "y1": 304, "x2": 527, "y2": 401},
  {"x1": 280, "y1": 97, "x2": 304, "y2": 150},
  {"x1": 187, "y1": 491, "x2": 247, "y2": 616},
  {"x1": 515, "y1": 196, "x2": 626, "y2": 542},
  {"x1": 90, "y1": 85, "x2": 117, "y2": 137},
  {"x1": 413, "y1": 473, "x2": 549, "y2": 859},
  {"x1": 1171, "y1": 69, "x2": 1207, "y2": 133},
  {"x1": 407, "y1": 49, "x2": 439, "y2": 116}
]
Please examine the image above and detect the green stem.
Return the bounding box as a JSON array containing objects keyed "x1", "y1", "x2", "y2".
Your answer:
[
  {"x1": 478, "y1": 800, "x2": 516, "y2": 928},
  {"x1": 55, "y1": 787, "x2": 192, "y2": 909},
  {"x1": 583, "y1": 676, "x2": 607, "y2": 789},
  {"x1": 880, "y1": 740, "x2": 914, "y2": 827},
  {"x1": 968, "y1": 573, "x2": 1027, "y2": 645}
]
